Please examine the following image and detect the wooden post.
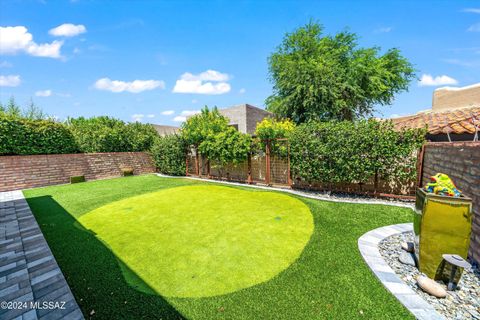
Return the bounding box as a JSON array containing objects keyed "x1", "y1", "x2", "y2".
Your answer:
[
  {"x1": 185, "y1": 155, "x2": 189, "y2": 176},
  {"x1": 247, "y1": 153, "x2": 253, "y2": 184},
  {"x1": 195, "y1": 149, "x2": 199, "y2": 176},
  {"x1": 416, "y1": 144, "x2": 426, "y2": 188},
  {"x1": 287, "y1": 141, "x2": 292, "y2": 187},
  {"x1": 265, "y1": 140, "x2": 271, "y2": 185},
  {"x1": 207, "y1": 158, "x2": 211, "y2": 179}
]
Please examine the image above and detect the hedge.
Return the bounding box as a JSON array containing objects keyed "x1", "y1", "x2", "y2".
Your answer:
[
  {"x1": 0, "y1": 115, "x2": 159, "y2": 155},
  {"x1": 289, "y1": 119, "x2": 425, "y2": 187},
  {"x1": 68, "y1": 117, "x2": 158, "y2": 153},
  {"x1": 0, "y1": 115, "x2": 79, "y2": 155},
  {"x1": 150, "y1": 134, "x2": 186, "y2": 176}
]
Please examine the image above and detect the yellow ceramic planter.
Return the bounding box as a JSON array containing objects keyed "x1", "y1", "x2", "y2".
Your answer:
[{"x1": 414, "y1": 188, "x2": 472, "y2": 279}]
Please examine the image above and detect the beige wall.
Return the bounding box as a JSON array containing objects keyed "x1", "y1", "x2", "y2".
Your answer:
[{"x1": 432, "y1": 83, "x2": 480, "y2": 111}]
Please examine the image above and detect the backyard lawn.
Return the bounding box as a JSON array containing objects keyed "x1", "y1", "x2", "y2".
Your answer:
[{"x1": 24, "y1": 174, "x2": 414, "y2": 319}]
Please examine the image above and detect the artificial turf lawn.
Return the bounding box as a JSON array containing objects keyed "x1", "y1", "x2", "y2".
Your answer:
[
  {"x1": 79, "y1": 185, "x2": 314, "y2": 298},
  {"x1": 24, "y1": 174, "x2": 415, "y2": 319}
]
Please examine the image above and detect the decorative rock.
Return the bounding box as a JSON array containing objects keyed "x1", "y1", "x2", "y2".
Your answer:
[
  {"x1": 398, "y1": 251, "x2": 416, "y2": 266},
  {"x1": 401, "y1": 241, "x2": 415, "y2": 253},
  {"x1": 379, "y1": 231, "x2": 480, "y2": 319},
  {"x1": 417, "y1": 276, "x2": 447, "y2": 298}
]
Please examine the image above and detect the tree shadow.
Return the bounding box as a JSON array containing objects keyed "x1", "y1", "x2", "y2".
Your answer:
[{"x1": 26, "y1": 195, "x2": 184, "y2": 320}]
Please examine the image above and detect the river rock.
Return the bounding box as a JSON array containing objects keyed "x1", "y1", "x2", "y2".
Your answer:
[
  {"x1": 417, "y1": 276, "x2": 447, "y2": 298},
  {"x1": 399, "y1": 251, "x2": 416, "y2": 266},
  {"x1": 401, "y1": 241, "x2": 415, "y2": 253}
]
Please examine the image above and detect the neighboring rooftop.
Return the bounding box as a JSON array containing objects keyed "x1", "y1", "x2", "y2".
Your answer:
[
  {"x1": 390, "y1": 83, "x2": 480, "y2": 141},
  {"x1": 391, "y1": 105, "x2": 480, "y2": 135},
  {"x1": 151, "y1": 124, "x2": 179, "y2": 136}
]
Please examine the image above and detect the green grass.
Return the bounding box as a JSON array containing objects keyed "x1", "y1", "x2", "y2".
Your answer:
[
  {"x1": 79, "y1": 185, "x2": 314, "y2": 298},
  {"x1": 24, "y1": 174, "x2": 414, "y2": 319}
]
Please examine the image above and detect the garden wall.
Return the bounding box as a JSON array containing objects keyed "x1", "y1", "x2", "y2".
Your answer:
[
  {"x1": 0, "y1": 152, "x2": 155, "y2": 192},
  {"x1": 419, "y1": 141, "x2": 480, "y2": 265}
]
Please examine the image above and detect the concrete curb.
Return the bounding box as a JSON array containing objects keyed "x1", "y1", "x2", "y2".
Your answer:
[{"x1": 358, "y1": 223, "x2": 444, "y2": 320}]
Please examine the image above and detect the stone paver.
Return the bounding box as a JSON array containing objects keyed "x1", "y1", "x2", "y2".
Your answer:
[
  {"x1": 0, "y1": 191, "x2": 83, "y2": 320},
  {"x1": 358, "y1": 223, "x2": 445, "y2": 320}
]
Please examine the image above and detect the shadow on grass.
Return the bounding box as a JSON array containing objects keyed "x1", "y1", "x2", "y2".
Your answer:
[{"x1": 26, "y1": 195, "x2": 184, "y2": 320}]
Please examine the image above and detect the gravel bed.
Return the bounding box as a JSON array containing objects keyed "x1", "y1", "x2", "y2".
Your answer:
[
  {"x1": 163, "y1": 174, "x2": 415, "y2": 208},
  {"x1": 379, "y1": 232, "x2": 480, "y2": 319}
]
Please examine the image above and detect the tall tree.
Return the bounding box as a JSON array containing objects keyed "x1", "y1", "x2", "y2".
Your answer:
[{"x1": 266, "y1": 21, "x2": 415, "y2": 123}]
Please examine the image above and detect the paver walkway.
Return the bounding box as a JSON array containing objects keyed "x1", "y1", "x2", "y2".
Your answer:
[{"x1": 0, "y1": 190, "x2": 83, "y2": 320}]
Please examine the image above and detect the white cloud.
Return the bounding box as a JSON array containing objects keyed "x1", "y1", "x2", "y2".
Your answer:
[
  {"x1": 0, "y1": 26, "x2": 63, "y2": 58},
  {"x1": 173, "y1": 111, "x2": 200, "y2": 122},
  {"x1": 94, "y1": 78, "x2": 165, "y2": 93},
  {"x1": 0, "y1": 61, "x2": 12, "y2": 68},
  {"x1": 173, "y1": 70, "x2": 231, "y2": 95},
  {"x1": 239, "y1": 88, "x2": 246, "y2": 94},
  {"x1": 462, "y1": 8, "x2": 480, "y2": 14},
  {"x1": 374, "y1": 27, "x2": 392, "y2": 33},
  {"x1": 0, "y1": 75, "x2": 21, "y2": 87},
  {"x1": 147, "y1": 114, "x2": 155, "y2": 118},
  {"x1": 467, "y1": 23, "x2": 480, "y2": 32},
  {"x1": 49, "y1": 24, "x2": 86, "y2": 37},
  {"x1": 191, "y1": 99, "x2": 198, "y2": 104},
  {"x1": 161, "y1": 110, "x2": 174, "y2": 115},
  {"x1": 418, "y1": 74, "x2": 458, "y2": 86},
  {"x1": 132, "y1": 114, "x2": 144, "y2": 122},
  {"x1": 35, "y1": 89, "x2": 52, "y2": 97},
  {"x1": 181, "y1": 110, "x2": 200, "y2": 116},
  {"x1": 173, "y1": 116, "x2": 186, "y2": 122}
]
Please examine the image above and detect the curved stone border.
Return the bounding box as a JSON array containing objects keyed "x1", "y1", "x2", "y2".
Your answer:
[{"x1": 358, "y1": 223, "x2": 444, "y2": 320}]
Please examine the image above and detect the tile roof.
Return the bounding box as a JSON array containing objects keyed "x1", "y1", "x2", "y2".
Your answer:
[{"x1": 390, "y1": 106, "x2": 480, "y2": 135}]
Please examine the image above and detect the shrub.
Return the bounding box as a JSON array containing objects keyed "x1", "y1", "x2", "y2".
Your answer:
[
  {"x1": 0, "y1": 115, "x2": 79, "y2": 155},
  {"x1": 67, "y1": 116, "x2": 158, "y2": 153},
  {"x1": 199, "y1": 126, "x2": 252, "y2": 165},
  {"x1": 151, "y1": 134, "x2": 187, "y2": 176},
  {"x1": 289, "y1": 119, "x2": 425, "y2": 187}
]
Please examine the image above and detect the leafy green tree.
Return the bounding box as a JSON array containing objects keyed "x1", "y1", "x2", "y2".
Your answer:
[
  {"x1": 266, "y1": 21, "x2": 416, "y2": 123},
  {"x1": 5, "y1": 96, "x2": 21, "y2": 118},
  {"x1": 181, "y1": 106, "x2": 229, "y2": 149},
  {"x1": 23, "y1": 99, "x2": 47, "y2": 120},
  {"x1": 199, "y1": 126, "x2": 252, "y2": 165}
]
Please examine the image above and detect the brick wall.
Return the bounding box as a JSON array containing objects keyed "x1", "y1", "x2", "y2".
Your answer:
[
  {"x1": 420, "y1": 141, "x2": 480, "y2": 264},
  {"x1": 0, "y1": 152, "x2": 156, "y2": 192}
]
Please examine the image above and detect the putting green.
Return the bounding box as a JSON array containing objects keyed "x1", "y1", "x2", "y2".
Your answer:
[{"x1": 79, "y1": 185, "x2": 313, "y2": 298}]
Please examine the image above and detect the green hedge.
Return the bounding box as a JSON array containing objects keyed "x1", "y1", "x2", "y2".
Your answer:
[
  {"x1": 0, "y1": 115, "x2": 79, "y2": 155},
  {"x1": 289, "y1": 119, "x2": 425, "y2": 186},
  {"x1": 151, "y1": 134, "x2": 186, "y2": 175},
  {"x1": 68, "y1": 117, "x2": 158, "y2": 153},
  {"x1": 0, "y1": 115, "x2": 159, "y2": 155}
]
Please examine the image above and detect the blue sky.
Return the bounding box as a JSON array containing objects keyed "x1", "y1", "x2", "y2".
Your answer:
[{"x1": 0, "y1": 0, "x2": 479, "y2": 125}]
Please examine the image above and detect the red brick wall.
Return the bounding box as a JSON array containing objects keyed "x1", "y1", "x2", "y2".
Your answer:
[
  {"x1": 0, "y1": 152, "x2": 156, "y2": 192},
  {"x1": 420, "y1": 141, "x2": 480, "y2": 264}
]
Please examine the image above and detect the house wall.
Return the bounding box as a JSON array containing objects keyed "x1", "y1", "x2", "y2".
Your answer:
[
  {"x1": 0, "y1": 152, "x2": 156, "y2": 192},
  {"x1": 219, "y1": 104, "x2": 272, "y2": 134},
  {"x1": 420, "y1": 141, "x2": 480, "y2": 265},
  {"x1": 432, "y1": 83, "x2": 480, "y2": 111},
  {"x1": 219, "y1": 105, "x2": 248, "y2": 133},
  {"x1": 245, "y1": 105, "x2": 272, "y2": 134}
]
